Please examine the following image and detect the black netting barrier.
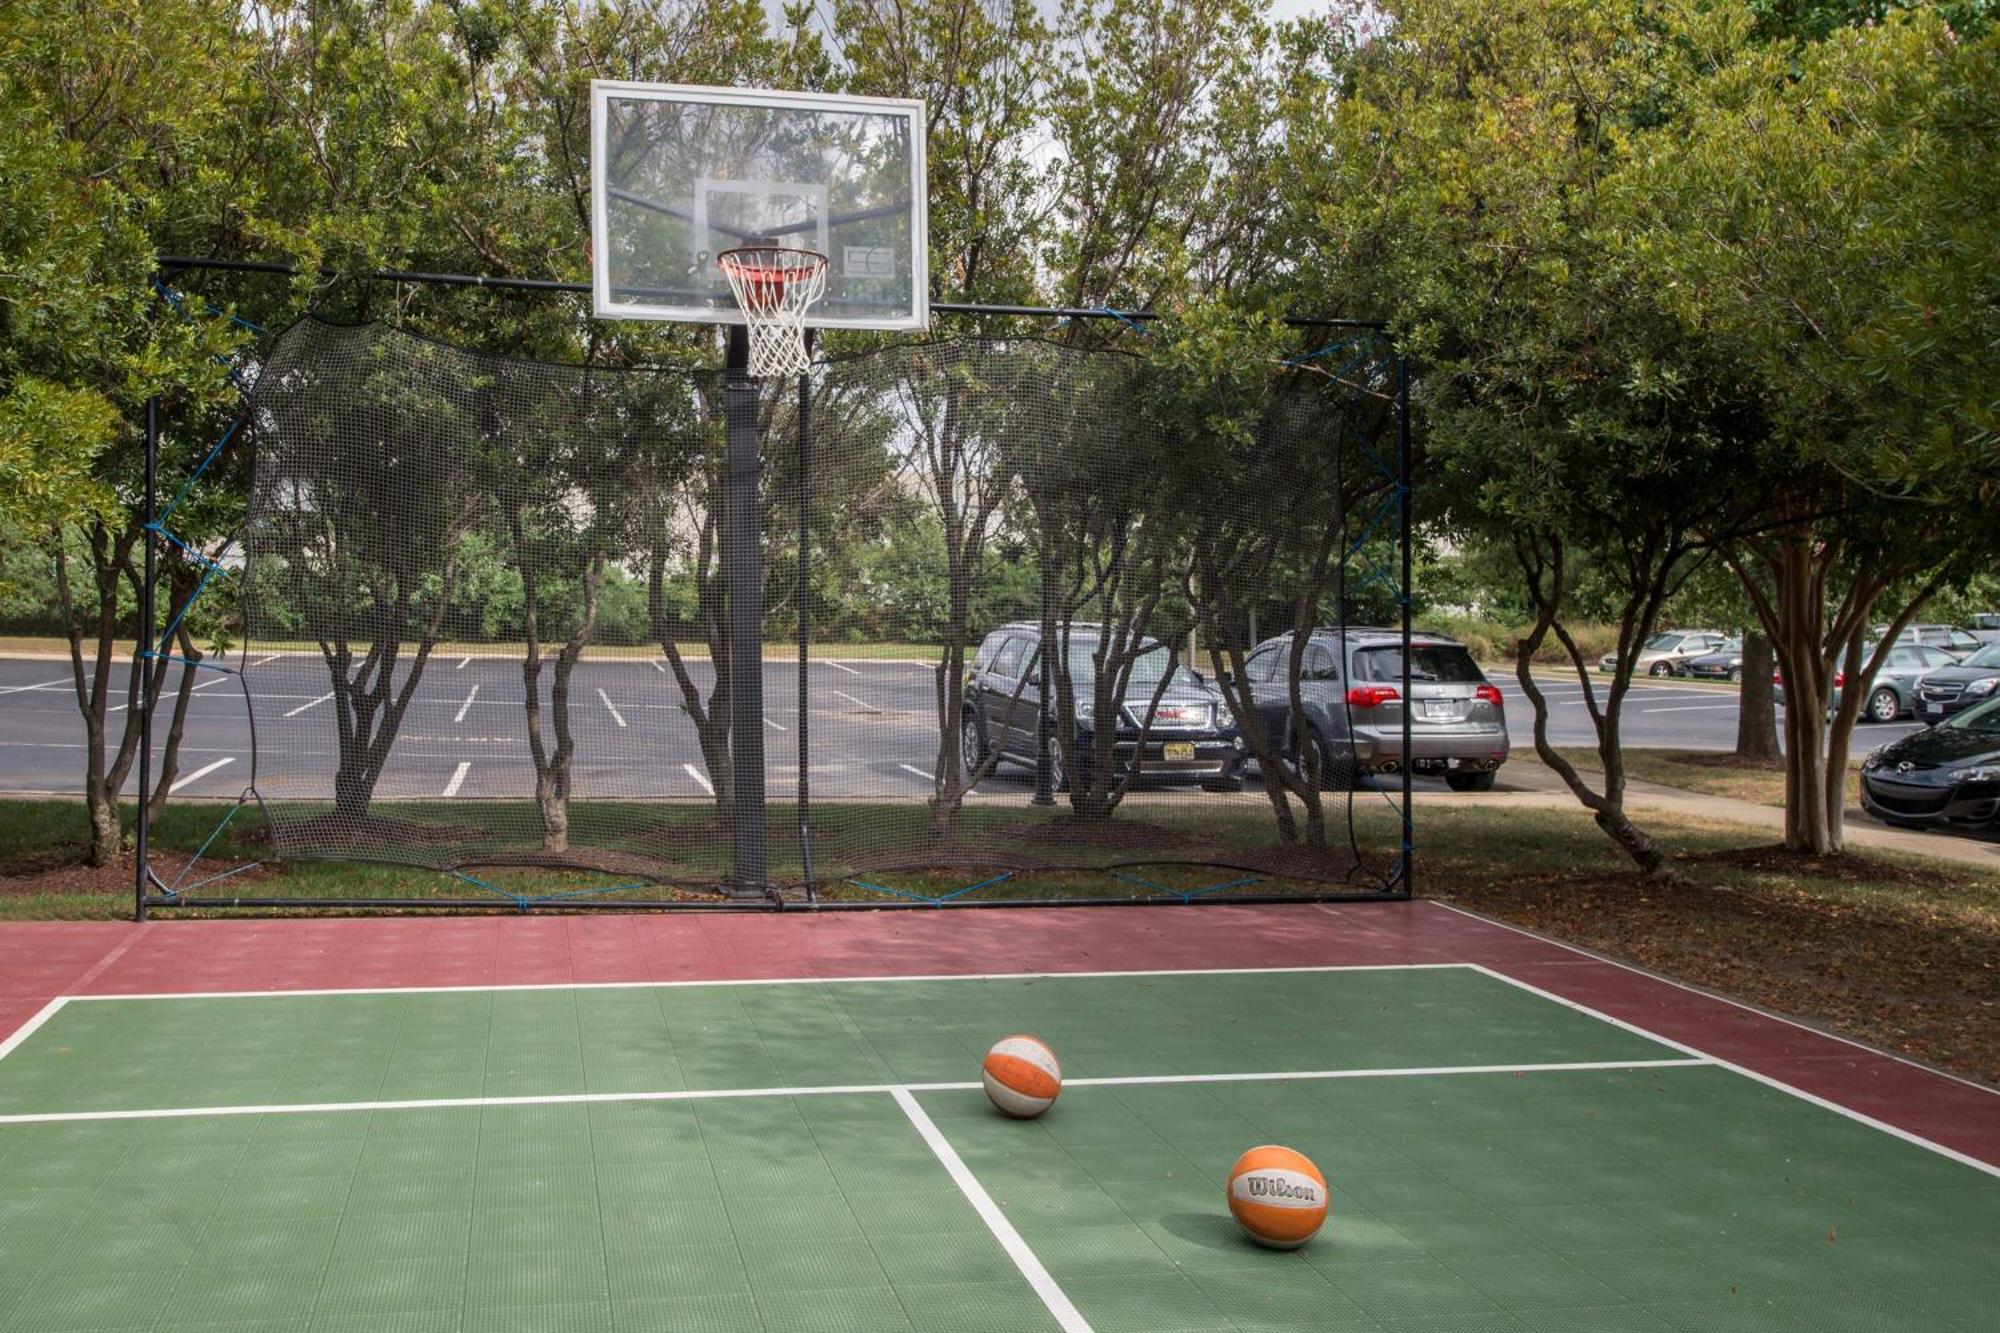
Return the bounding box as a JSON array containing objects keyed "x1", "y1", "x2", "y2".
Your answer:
[{"x1": 160, "y1": 316, "x2": 1413, "y2": 910}]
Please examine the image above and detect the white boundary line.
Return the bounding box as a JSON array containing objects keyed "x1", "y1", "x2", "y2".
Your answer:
[
  {"x1": 0, "y1": 997, "x2": 68, "y2": 1063},
  {"x1": 1428, "y1": 901, "x2": 2000, "y2": 1098},
  {"x1": 0, "y1": 677, "x2": 71, "y2": 696},
  {"x1": 1464, "y1": 962, "x2": 2000, "y2": 1180},
  {"x1": 453, "y1": 685, "x2": 479, "y2": 723},
  {"x1": 0, "y1": 1058, "x2": 1715, "y2": 1126},
  {"x1": 830, "y1": 688, "x2": 874, "y2": 710},
  {"x1": 282, "y1": 691, "x2": 333, "y2": 718},
  {"x1": 894, "y1": 1087, "x2": 1094, "y2": 1333},
  {"x1": 597, "y1": 688, "x2": 626, "y2": 728},
  {"x1": 898, "y1": 763, "x2": 935, "y2": 783},
  {"x1": 441, "y1": 762, "x2": 471, "y2": 798},
  {"x1": 57, "y1": 961, "x2": 1467, "y2": 1002},
  {"x1": 824, "y1": 659, "x2": 863, "y2": 676},
  {"x1": 682, "y1": 763, "x2": 713, "y2": 795}
]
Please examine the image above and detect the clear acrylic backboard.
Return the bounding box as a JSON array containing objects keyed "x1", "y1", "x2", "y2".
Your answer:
[{"x1": 590, "y1": 82, "x2": 929, "y2": 331}]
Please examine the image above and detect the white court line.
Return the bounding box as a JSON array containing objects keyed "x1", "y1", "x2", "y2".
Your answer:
[
  {"x1": 453, "y1": 685, "x2": 479, "y2": 723},
  {"x1": 1429, "y1": 901, "x2": 2000, "y2": 1100},
  {"x1": 0, "y1": 997, "x2": 69, "y2": 1064},
  {"x1": 597, "y1": 688, "x2": 627, "y2": 728},
  {"x1": 455, "y1": 655, "x2": 470, "y2": 669},
  {"x1": 0, "y1": 677, "x2": 71, "y2": 696},
  {"x1": 831, "y1": 689, "x2": 874, "y2": 710},
  {"x1": 283, "y1": 691, "x2": 333, "y2": 718},
  {"x1": 167, "y1": 757, "x2": 232, "y2": 793},
  {"x1": 60, "y1": 961, "x2": 1468, "y2": 1002},
  {"x1": 1463, "y1": 961, "x2": 2000, "y2": 1180},
  {"x1": 683, "y1": 763, "x2": 713, "y2": 795},
  {"x1": 899, "y1": 763, "x2": 935, "y2": 783},
  {"x1": 764, "y1": 716, "x2": 787, "y2": 731},
  {"x1": 441, "y1": 762, "x2": 470, "y2": 798},
  {"x1": 894, "y1": 1087, "x2": 1094, "y2": 1333},
  {"x1": 0, "y1": 1058, "x2": 1702, "y2": 1130},
  {"x1": 824, "y1": 660, "x2": 863, "y2": 675}
]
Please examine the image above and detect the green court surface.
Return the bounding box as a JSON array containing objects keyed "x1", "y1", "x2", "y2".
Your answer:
[{"x1": 1, "y1": 966, "x2": 1994, "y2": 1332}]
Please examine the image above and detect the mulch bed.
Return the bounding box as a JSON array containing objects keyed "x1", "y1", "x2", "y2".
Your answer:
[{"x1": 1445, "y1": 848, "x2": 2000, "y2": 1086}]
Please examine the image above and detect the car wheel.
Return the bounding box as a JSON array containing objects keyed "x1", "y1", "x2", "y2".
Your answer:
[
  {"x1": 960, "y1": 712, "x2": 987, "y2": 776},
  {"x1": 1290, "y1": 727, "x2": 1357, "y2": 791},
  {"x1": 1444, "y1": 770, "x2": 1496, "y2": 793},
  {"x1": 1047, "y1": 744, "x2": 1073, "y2": 794},
  {"x1": 1649, "y1": 661, "x2": 1672, "y2": 677},
  {"x1": 1866, "y1": 687, "x2": 1901, "y2": 724},
  {"x1": 1728, "y1": 666, "x2": 1743, "y2": 684}
]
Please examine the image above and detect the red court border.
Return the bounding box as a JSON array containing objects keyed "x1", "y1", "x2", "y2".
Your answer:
[{"x1": 2, "y1": 902, "x2": 1993, "y2": 1168}]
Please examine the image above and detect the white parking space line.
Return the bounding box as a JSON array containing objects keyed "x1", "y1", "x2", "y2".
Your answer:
[
  {"x1": 191, "y1": 675, "x2": 232, "y2": 692},
  {"x1": 651, "y1": 659, "x2": 667, "y2": 673},
  {"x1": 283, "y1": 691, "x2": 334, "y2": 718},
  {"x1": 167, "y1": 757, "x2": 233, "y2": 793},
  {"x1": 683, "y1": 763, "x2": 713, "y2": 795},
  {"x1": 830, "y1": 689, "x2": 874, "y2": 710},
  {"x1": 442, "y1": 761, "x2": 470, "y2": 797},
  {"x1": 0, "y1": 677, "x2": 71, "y2": 696},
  {"x1": 824, "y1": 660, "x2": 862, "y2": 676},
  {"x1": 898, "y1": 763, "x2": 935, "y2": 783},
  {"x1": 1640, "y1": 703, "x2": 1741, "y2": 713},
  {"x1": 251, "y1": 654, "x2": 280, "y2": 668},
  {"x1": 598, "y1": 688, "x2": 627, "y2": 728},
  {"x1": 764, "y1": 716, "x2": 787, "y2": 731},
  {"x1": 456, "y1": 656, "x2": 470, "y2": 669},
  {"x1": 453, "y1": 685, "x2": 479, "y2": 723}
]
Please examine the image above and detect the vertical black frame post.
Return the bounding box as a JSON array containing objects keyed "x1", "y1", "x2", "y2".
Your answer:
[
  {"x1": 796, "y1": 331, "x2": 816, "y2": 899},
  {"x1": 134, "y1": 395, "x2": 160, "y2": 923},
  {"x1": 1397, "y1": 353, "x2": 1414, "y2": 898},
  {"x1": 724, "y1": 327, "x2": 768, "y2": 892}
]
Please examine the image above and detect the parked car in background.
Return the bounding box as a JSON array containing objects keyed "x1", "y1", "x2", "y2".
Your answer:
[
  {"x1": 962, "y1": 623, "x2": 1244, "y2": 792},
  {"x1": 1682, "y1": 638, "x2": 1745, "y2": 682},
  {"x1": 1859, "y1": 696, "x2": 2000, "y2": 832},
  {"x1": 1913, "y1": 644, "x2": 2000, "y2": 723},
  {"x1": 1871, "y1": 623, "x2": 1984, "y2": 660},
  {"x1": 1774, "y1": 642, "x2": 1959, "y2": 722},
  {"x1": 1968, "y1": 613, "x2": 2000, "y2": 647},
  {"x1": 1598, "y1": 630, "x2": 1729, "y2": 677},
  {"x1": 1241, "y1": 629, "x2": 1510, "y2": 791}
]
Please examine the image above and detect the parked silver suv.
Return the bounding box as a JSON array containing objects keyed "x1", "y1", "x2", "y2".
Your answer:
[{"x1": 1238, "y1": 629, "x2": 1510, "y2": 791}]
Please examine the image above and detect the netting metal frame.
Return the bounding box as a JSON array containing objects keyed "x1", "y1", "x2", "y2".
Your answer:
[{"x1": 135, "y1": 255, "x2": 1415, "y2": 918}]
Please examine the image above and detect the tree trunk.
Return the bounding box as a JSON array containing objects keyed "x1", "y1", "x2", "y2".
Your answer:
[{"x1": 1733, "y1": 632, "x2": 1779, "y2": 760}]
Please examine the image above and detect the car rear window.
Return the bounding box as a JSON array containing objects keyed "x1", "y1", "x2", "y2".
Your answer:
[{"x1": 1355, "y1": 644, "x2": 1484, "y2": 683}]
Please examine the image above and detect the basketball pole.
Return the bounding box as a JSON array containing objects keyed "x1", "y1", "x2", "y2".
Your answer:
[{"x1": 724, "y1": 323, "x2": 769, "y2": 895}]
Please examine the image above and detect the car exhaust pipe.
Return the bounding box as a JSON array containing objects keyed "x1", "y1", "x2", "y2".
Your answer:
[{"x1": 1377, "y1": 760, "x2": 1400, "y2": 774}]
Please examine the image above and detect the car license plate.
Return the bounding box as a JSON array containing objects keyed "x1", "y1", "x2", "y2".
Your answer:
[
  {"x1": 1423, "y1": 701, "x2": 1457, "y2": 719},
  {"x1": 1925, "y1": 703, "x2": 1943, "y2": 716},
  {"x1": 1163, "y1": 742, "x2": 1196, "y2": 762}
]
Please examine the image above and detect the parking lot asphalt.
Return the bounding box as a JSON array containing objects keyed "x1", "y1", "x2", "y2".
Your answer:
[{"x1": 0, "y1": 654, "x2": 1928, "y2": 801}]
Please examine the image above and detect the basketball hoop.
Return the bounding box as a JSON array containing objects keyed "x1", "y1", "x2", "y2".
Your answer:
[{"x1": 717, "y1": 246, "x2": 828, "y2": 377}]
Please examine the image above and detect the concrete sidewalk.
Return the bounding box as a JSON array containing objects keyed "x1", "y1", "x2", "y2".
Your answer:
[{"x1": 1458, "y1": 759, "x2": 2000, "y2": 872}]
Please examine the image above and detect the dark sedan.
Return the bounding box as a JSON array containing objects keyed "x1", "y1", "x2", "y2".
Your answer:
[
  {"x1": 1912, "y1": 644, "x2": 2000, "y2": 722},
  {"x1": 1682, "y1": 639, "x2": 1744, "y2": 682},
  {"x1": 1859, "y1": 697, "x2": 2000, "y2": 831}
]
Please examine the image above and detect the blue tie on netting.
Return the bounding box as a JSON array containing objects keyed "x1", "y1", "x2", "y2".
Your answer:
[
  {"x1": 448, "y1": 871, "x2": 664, "y2": 911},
  {"x1": 842, "y1": 872, "x2": 1017, "y2": 904}
]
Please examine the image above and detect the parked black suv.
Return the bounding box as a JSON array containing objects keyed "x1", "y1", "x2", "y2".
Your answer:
[
  {"x1": 961, "y1": 623, "x2": 1244, "y2": 791},
  {"x1": 1240, "y1": 628, "x2": 1510, "y2": 791}
]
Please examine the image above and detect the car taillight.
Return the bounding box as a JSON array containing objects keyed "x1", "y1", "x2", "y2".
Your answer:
[
  {"x1": 1347, "y1": 685, "x2": 1399, "y2": 708},
  {"x1": 1834, "y1": 671, "x2": 1845, "y2": 688},
  {"x1": 1475, "y1": 684, "x2": 1503, "y2": 708}
]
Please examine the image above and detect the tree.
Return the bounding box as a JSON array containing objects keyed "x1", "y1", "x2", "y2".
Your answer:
[{"x1": 1622, "y1": 6, "x2": 2000, "y2": 851}]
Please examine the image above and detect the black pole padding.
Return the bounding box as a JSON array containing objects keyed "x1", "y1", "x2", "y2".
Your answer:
[
  {"x1": 797, "y1": 329, "x2": 816, "y2": 901},
  {"x1": 1397, "y1": 353, "x2": 1415, "y2": 900},
  {"x1": 723, "y1": 325, "x2": 767, "y2": 893},
  {"x1": 135, "y1": 395, "x2": 159, "y2": 924}
]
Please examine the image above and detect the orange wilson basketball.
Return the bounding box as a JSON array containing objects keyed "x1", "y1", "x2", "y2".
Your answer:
[
  {"x1": 1227, "y1": 1145, "x2": 1329, "y2": 1249},
  {"x1": 981, "y1": 1034, "x2": 1062, "y2": 1118}
]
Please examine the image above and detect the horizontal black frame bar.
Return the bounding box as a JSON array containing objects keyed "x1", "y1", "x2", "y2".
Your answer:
[
  {"x1": 154, "y1": 255, "x2": 1387, "y2": 329},
  {"x1": 142, "y1": 890, "x2": 1407, "y2": 912}
]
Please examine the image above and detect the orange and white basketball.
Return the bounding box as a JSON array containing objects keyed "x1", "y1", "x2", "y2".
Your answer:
[
  {"x1": 981, "y1": 1034, "x2": 1062, "y2": 1118},
  {"x1": 1227, "y1": 1145, "x2": 1329, "y2": 1249}
]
